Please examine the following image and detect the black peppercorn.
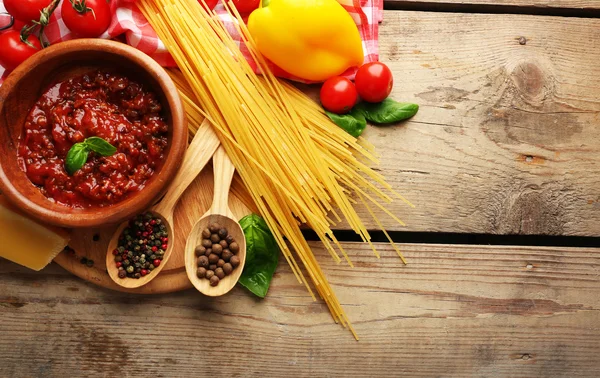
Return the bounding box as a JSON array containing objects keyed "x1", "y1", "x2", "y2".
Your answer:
[
  {"x1": 209, "y1": 223, "x2": 220, "y2": 233},
  {"x1": 208, "y1": 253, "x2": 219, "y2": 264},
  {"x1": 195, "y1": 246, "x2": 206, "y2": 257},
  {"x1": 118, "y1": 270, "x2": 127, "y2": 279},
  {"x1": 197, "y1": 255, "x2": 209, "y2": 268},
  {"x1": 230, "y1": 255, "x2": 240, "y2": 267},
  {"x1": 212, "y1": 244, "x2": 223, "y2": 255},
  {"x1": 226, "y1": 235, "x2": 234, "y2": 244},
  {"x1": 218, "y1": 228, "x2": 228, "y2": 239},
  {"x1": 221, "y1": 250, "x2": 233, "y2": 262}
]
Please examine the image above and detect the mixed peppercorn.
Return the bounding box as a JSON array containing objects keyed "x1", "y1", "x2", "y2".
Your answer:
[
  {"x1": 195, "y1": 223, "x2": 240, "y2": 287},
  {"x1": 114, "y1": 212, "x2": 168, "y2": 279}
]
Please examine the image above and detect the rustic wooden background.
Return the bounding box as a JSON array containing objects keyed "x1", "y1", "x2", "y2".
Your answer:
[{"x1": 2, "y1": 1, "x2": 600, "y2": 377}]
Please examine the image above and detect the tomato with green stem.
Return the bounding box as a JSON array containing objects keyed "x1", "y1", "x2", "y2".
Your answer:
[
  {"x1": 62, "y1": 0, "x2": 112, "y2": 38},
  {"x1": 0, "y1": 30, "x2": 42, "y2": 71},
  {"x1": 4, "y1": 0, "x2": 52, "y2": 23}
]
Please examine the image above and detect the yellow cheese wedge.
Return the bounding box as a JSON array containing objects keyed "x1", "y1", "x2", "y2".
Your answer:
[{"x1": 0, "y1": 196, "x2": 70, "y2": 271}]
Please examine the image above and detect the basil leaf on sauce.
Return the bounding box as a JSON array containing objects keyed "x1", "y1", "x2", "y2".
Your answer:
[
  {"x1": 239, "y1": 214, "x2": 279, "y2": 298},
  {"x1": 64, "y1": 137, "x2": 117, "y2": 175},
  {"x1": 84, "y1": 136, "x2": 117, "y2": 156},
  {"x1": 355, "y1": 99, "x2": 419, "y2": 124},
  {"x1": 325, "y1": 108, "x2": 367, "y2": 138},
  {"x1": 65, "y1": 143, "x2": 90, "y2": 175}
]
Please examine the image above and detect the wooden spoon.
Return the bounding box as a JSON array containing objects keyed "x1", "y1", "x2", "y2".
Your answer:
[
  {"x1": 185, "y1": 146, "x2": 246, "y2": 296},
  {"x1": 106, "y1": 119, "x2": 220, "y2": 289}
]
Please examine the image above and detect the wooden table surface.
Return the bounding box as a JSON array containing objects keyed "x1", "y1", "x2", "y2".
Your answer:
[{"x1": 2, "y1": 1, "x2": 600, "y2": 377}]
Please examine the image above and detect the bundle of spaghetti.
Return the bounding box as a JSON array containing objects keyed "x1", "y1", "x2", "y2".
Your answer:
[{"x1": 139, "y1": 0, "x2": 412, "y2": 337}]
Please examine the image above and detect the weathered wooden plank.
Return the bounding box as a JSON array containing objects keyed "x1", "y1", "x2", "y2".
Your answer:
[
  {"x1": 351, "y1": 11, "x2": 600, "y2": 235},
  {"x1": 384, "y1": 0, "x2": 600, "y2": 11},
  {"x1": 2, "y1": 242, "x2": 599, "y2": 376}
]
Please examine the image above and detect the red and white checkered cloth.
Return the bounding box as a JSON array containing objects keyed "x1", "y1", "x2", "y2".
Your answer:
[{"x1": 0, "y1": 0, "x2": 383, "y2": 83}]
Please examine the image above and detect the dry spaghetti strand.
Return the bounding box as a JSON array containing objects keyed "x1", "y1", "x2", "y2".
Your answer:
[{"x1": 139, "y1": 0, "x2": 411, "y2": 338}]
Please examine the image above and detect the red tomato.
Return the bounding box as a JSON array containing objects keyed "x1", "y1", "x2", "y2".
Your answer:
[
  {"x1": 354, "y1": 62, "x2": 394, "y2": 103},
  {"x1": 200, "y1": 0, "x2": 219, "y2": 11},
  {"x1": 62, "y1": 0, "x2": 112, "y2": 38},
  {"x1": 0, "y1": 31, "x2": 42, "y2": 71},
  {"x1": 320, "y1": 76, "x2": 358, "y2": 114},
  {"x1": 230, "y1": 0, "x2": 260, "y2": 13},
  {"x1": 4, "y1": 0, "x2": 52, "y2": 23}
]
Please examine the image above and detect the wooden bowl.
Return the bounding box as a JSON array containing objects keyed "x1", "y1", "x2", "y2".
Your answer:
[{"x1": 0, "y1": 39, "x2": 188, "y2": 228}]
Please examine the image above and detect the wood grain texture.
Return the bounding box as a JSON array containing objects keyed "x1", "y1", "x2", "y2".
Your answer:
[
  {"x1": 2, "y1": 242, "x2": 600, "y2": 377},
  {"x1": 384, "y1": 0, "x2": 600, "y2": 11},
  {"x1": 350, "y1": 11, "x2": 600, "y2": 235}
]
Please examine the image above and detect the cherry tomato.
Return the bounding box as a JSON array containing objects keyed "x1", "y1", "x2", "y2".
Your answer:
[
  {"x1": 4, "y1": 0, "x2": 52, "y2": 23},
  {"x1": 0, "y1": 31, "x2": 42, "y2": 71},
  {"x1": 62, "y1": 0, "x2": 112, "y2": 38},
  {"x1": 354, "y1": 62, "x2": 394, "y2": 103},
  {"x1": 230, "y1": 0, "x2": 260, "y2": 13},
  {"x1": 200, "y1": 0, "x2": 219, "y2": 11},
  {"x1": 320, "y1": 76, "x2": 358, "y2": 114}
]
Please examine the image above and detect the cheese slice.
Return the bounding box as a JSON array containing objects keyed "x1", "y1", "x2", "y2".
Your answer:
[{"x1": 0, "y1": 196, "x2": 70, "y2": 271}]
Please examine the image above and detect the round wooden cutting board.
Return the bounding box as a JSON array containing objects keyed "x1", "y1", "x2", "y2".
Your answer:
[{"x1": 54, "y1": 163, "x2": 256, "y2": 294}]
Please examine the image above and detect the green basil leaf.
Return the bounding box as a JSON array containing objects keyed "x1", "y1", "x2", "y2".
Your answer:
[
  {"x1": 65, "y1": 143, "x2": 90, "y2": 175},
  {"x1": 325, "y1": 108, "x2": 367, "y2": 138},
  {"x1": 239, "y1": 214, "x2": 279, "y2": 298},
  {"x1": 84, "y1": 136, "x2": 117, "y2": 157},
  {"x1": 356, "y1": 99, "x2": 419, "y2": 124}
]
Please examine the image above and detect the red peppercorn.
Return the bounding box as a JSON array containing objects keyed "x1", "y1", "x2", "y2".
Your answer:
[
  {"x1": 116, "y1": 262, "x2": 122, "y2": 268},
  {"x1": 150, "y1": 219, "x2": 156, "y2": 226},
  {"x1": 151, "y1": 246, "x2": 158, "y2": 252},
  {"x1": 153, "y1": 259, "x2": 161, "y2": 267},
  {"x1": 112, "y1": 249, "x2": 119, "y2": 256},
  {"x1": 122, "y1": 254, "x2": 128, "y2": 260},
  {"x1": 141, "y1": 269, "x2": 148, "y2": 276},
  {"x1": 136, "y1": 231, "x2": 142, "y2": 237},
  {"x1": 142, "y1": 231, "x2": 149, "y2": 238},
  {"x1": 161, "y1": 244, "x2": 167, "y2": 250},
  {"x1": 162, "y1": 237, "x2": 168, "y2": 243}
]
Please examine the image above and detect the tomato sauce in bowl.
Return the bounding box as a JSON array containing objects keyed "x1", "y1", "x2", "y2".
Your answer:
[{"x1": 17, "y1": 70, "x2": 169, "y2": 208}]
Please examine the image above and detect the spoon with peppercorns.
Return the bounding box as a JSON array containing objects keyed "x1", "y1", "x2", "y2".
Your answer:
[
  {"x1": 106, "y1": 119, "x2": 220, "y2": 289},
  {"x1": 185, "y1": 145, "x2": 246, "y2": 296}
]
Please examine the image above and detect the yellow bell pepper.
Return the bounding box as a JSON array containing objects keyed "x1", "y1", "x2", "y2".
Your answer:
[{"x1": 248, "y1": 0, "x2": 364, "y2": 82}]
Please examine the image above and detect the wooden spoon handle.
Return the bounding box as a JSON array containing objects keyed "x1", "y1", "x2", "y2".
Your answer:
[
  {"x1": 153, "y1": 119, "x2": 220, "y2": 215},
  {"x1": 210, "y1": 146, "x2": 235, "y2": 216}
]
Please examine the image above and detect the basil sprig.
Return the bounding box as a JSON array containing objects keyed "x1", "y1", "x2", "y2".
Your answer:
[
  {"x1": 65, "y1": 136, "x2": 117, "y2": 175},
  {"x1": 355, "y1": 99, "x2": 419, "y2": 125},
  {"x1": 325, "y1": 108, "x2": 366, "y2": 138},
  {"x1": 239, "y1": 214, "x2": 279, "y2": 298},
  {"x1": 325, "y1": 98, "x2": 419, "y2": 137}
]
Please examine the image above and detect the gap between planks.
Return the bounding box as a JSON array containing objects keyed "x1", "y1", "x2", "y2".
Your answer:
[{"x1": 383, "y1": 0, "x2": 600, "y2": 18}]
